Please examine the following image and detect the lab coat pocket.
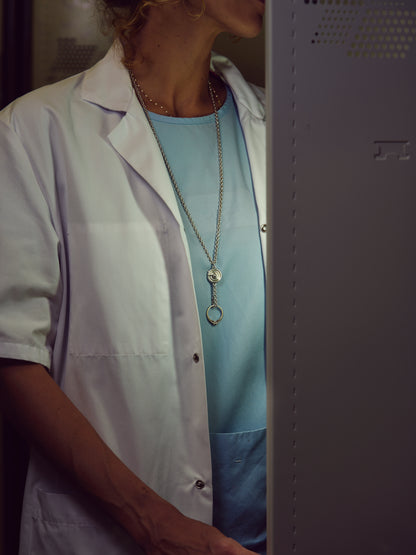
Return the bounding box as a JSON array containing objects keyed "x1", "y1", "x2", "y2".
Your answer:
[
  {"x1": 210, "y1": 428, "x2": 267, "y2": 554},
  {"x1": 30, "y1": 489, "x2": 142, "y2": 555}
]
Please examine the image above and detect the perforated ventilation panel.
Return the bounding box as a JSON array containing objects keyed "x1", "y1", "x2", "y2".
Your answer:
[
  {"x1": 32, "y1": 0, "x2": 111, "y2": 89},
  {"x1": 305, "y1": 0, "x2": 416, "y2": 59},
  {"x1": 51, "y1": 38, "x2": 98, "y2": 75}
]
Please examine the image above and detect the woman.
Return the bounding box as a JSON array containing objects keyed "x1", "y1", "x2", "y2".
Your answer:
[{"x1": 0, "y1": 0, "x2": 266, "y2": 553}]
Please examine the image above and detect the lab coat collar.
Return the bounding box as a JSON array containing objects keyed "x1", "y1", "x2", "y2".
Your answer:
[
  {"x1": 210, "y1": 52, "x2": 265, "y2": 121},
  {"x1": 81, "y1": 41, "x2": 132, "y2": 112}
]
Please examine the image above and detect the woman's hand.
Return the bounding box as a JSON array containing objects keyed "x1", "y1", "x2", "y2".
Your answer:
[{"x1": 140, "y1": 501, "x2": 259, "y2": 554}]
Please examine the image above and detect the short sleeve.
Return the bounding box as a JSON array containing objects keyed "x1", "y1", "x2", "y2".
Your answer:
[{"x1": 0, "y1": 118, "x2": 62, "y2": 368}]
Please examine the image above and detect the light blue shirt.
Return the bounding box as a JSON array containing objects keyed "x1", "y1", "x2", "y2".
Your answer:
[{"x1": 149, "y1": 88, "x2": 266, "y2": 553}]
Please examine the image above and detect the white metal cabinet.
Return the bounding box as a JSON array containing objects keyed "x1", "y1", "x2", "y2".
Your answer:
[{"x1": 267, "y1": 1, "x2": 416, "y2": 554}]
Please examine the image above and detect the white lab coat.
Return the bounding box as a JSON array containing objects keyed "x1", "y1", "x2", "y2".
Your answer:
[{"x1": 0, "y1": 43, "x2": 266, "y2": 554}]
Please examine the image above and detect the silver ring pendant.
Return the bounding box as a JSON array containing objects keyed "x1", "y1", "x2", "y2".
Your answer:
[{"x1": 206, "y1": 304, "x2": 224, "y2": 326}]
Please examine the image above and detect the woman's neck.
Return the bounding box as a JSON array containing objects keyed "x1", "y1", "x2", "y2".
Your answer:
[{"x1": 128, "y1": 4, "x2": 226, "y2": 117}]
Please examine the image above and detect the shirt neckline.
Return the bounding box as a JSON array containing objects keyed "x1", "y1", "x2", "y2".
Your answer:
[{"x1": 148, "y1": 86, "x2": 231, "y2": 125}]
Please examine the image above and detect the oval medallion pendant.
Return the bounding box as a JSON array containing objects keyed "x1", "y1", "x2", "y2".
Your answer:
[
  {"x1": 207, "y1": 268, "x2": 222, "y2": 284},
  {"x1": 206, "y1": 304, "x2": 224, "y2": 326}
]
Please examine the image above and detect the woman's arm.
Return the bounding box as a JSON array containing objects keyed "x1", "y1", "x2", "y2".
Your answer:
[{"x1": 0, "y1": 359, "x2": 258, "y2": 554}]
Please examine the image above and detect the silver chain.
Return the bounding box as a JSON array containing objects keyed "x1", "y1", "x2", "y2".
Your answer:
[{"x1": 130, "y1": 71, "x2": 225, "y2": 325}]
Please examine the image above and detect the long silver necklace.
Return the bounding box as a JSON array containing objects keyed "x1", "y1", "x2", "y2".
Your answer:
[{"x1": 130, "y1": 70, "x2": 224, "y2": 326}]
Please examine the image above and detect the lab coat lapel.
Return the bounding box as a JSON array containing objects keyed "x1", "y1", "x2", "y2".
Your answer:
[
  {"x1": 107, "y1": 109, "x2": 183, "y2": 227},
  {"x1": 239, "y1": 112, "x2": 267, "y2": 259},
  {"x1": 81, "y1": 43, "x2": 183, "y2": 227},
  {"x1": 212, "y1": 53, "x2": 267, "y2": 260}
]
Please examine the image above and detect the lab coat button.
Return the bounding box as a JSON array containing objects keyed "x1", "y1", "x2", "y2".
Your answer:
[
  {"x1": 195, "y1": 480, "x2": 205, "y2": 490},
  {"x1": 193, "y1": 353, "x2": 200, "y2": 363},
  {"x1": 261, "y1": 224, "x2": 267, "y2": 233}
]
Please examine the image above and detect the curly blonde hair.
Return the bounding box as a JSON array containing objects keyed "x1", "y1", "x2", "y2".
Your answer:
[{"x1": 97, "y1": 0, "x2": 205, "y2": 64}]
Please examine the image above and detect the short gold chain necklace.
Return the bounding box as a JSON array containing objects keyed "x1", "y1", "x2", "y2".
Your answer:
[
  {"x1": 134, "y1": 81, "x2": 171, "y2": 116},
  {"x1": 129, "y1": 71, "x2": 225, "y2": 326}
]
